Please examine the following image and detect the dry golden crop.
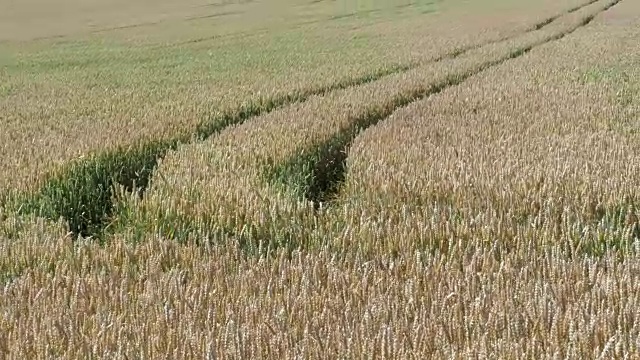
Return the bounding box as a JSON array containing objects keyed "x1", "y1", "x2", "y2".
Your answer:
[
  {"x1": 334, "y1": 0, "x2": 640, "y2": 256},
  {"x1": 131, "y1": 0, "x2": 616, "y2": 251},
  {"x1": 1, "y1": 0, "x2": 639, "y2": 358},
  {"x1": 1, "y1": 219, "x2": 638, "y2": 358},
  {"x1": 0, "y1": 0, "x2": 593, "y2": 196}
]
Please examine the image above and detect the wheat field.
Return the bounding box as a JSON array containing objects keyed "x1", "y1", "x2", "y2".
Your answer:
[{"x1": 0, "y1": 0, "x2": 639, "y2": 358}]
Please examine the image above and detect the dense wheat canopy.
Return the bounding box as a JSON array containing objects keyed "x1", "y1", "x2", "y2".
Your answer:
[{"x1": 0, "y1": 0, "x2": 639, "y2": 358}]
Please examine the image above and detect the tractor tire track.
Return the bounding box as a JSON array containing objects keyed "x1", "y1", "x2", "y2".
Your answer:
[
  {"x1": 10, "y1": 0, "x2": 608, "y2": 239},
  {"x1": 278, "y1": 0, "x2": 623, "y2": 210},
  {"x1": 128, "y1": 0, "x2": 623, "y2": 256}
]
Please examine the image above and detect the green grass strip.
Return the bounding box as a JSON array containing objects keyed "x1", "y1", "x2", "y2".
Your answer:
[{"x1": 11, "y1": 64, "x2": 414, "y2": 239}]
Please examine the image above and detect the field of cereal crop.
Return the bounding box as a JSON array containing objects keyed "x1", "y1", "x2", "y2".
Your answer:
[{"x1": 1, "y1": 0, "x2": 639, "y2": 358}]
